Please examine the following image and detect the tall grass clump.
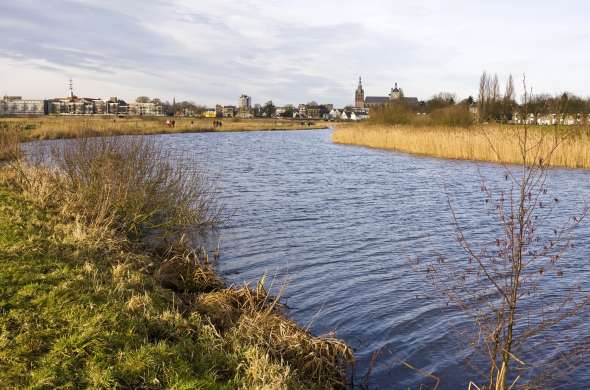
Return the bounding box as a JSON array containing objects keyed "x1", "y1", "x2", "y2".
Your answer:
[
  {"x1": 368, "y1": 103, "x2": 416, "y2": 125},
  {"x1": 23, "y1": 136, "x2": 222, "y2": 244},
  {"x1": 0, "y1": 122, "x2": 21, "y2": 161},
  {"x1": 368, "y1": 103, "x2": 474, "y2": 128},
  {"x1": 429, "y1": 105, "x2": 474, "y2": 127}
]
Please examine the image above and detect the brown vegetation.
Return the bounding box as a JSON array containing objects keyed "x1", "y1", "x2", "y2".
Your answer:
[
  {"x1": 1, "y1": 116, "x2": 326, "y2": 141},
  {"x1": 332, "y1": 123, "x2": 590, "y2": 169},
  {"x1": 368, "y1": 103, "x2": 474, "y2": 127},
  {"x1": 0, "y1": 124, "x2": 20, "y2": 161},
  {"x1": 47, "y1": 136, "x2": 221, "y2": 242}
]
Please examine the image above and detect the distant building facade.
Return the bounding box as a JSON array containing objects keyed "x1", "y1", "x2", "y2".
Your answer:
[
  {"x1": 222, "y1": 105, "x2": 236, "y2": 118},
  {"x1": 356, "y1": 77, "x2": 419, "y2": 108},
  {"x1": 128, "y1": 101, "x2": 163, "y2": 116},
  {"x1": 305, "y1": 105, "x2": 321, "y2": 119},
  {"x1": 45, "y1": 96, "x2": 163, "y2": 116},
  {"x1": 1, "y1": 89, "x2": 162, "y2": 117},
  {"x1": 0, "y1": 96, "x2": 46, "y2": 116},
  {"x1": 203, "y1": 109, "x2": 217, "y2": 118},
  {"x1": 512, "y1": 112, "x2": 590, "y2": 126},
  {"x1": 238, "y1": 94, "x2": 252, "y2": 117}
]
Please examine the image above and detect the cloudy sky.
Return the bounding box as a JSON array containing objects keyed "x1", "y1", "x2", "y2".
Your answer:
[{"x1": 1, "y1": 0, "x2": 589, "y2": 106}]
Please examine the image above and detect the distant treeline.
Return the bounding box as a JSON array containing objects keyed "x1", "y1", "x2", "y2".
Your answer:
[
  {"x1": 476, "y1": 72, "x2": 590, "y2": 122},
  {"x1": 369, "y1": 72, "x2": 590, "y2": 127},
  {"x1": 369, "y1": 99, "x2": 475, "y2": 128}
]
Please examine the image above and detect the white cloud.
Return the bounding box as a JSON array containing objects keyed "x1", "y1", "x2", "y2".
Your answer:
[{"x1": 1, "y1": 0, "x2": 589, "y2": 106}]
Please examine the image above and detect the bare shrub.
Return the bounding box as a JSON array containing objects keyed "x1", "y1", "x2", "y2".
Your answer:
[
  {"x1": 368, "y1": 103, "x2": 416, "y2": 125},
  {"x1": 45, "y1": 136, "x2": 222, "y2": 243},
  {"x1": 423, "y1": 77, "x2": 589, "y2": 389},
  {"x1": 429, "y1": 105, "x2": 474, "y2": 127}
]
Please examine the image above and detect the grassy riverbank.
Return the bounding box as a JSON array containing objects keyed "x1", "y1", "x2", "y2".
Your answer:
[
  {"x1": 1, "y1": 116, "x2": 326, "y2": 141},
  {"x1": 0, "y1": 136, "x2": 352, "y2": 388},
  {"x1": 333, "y1": 122, "x2": 590, "y2": 169}
]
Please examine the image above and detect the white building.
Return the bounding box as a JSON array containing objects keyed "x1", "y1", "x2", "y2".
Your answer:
[
  {"x1": 329, "y1": 109, "x2": 341, "y2": 120},
  {"x1": 128, "y1": 101, "x2": 163, "y2": 116},
  {"x1": 340, "y1": 111, "x2": 359, "y2": 121},
  {"x1": 0, "y1": 96, "x2": 45, "y2": 116}
]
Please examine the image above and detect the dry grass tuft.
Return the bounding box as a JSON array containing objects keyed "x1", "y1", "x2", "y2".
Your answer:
[
  {"x1": 194, "y1": 281, "x2": 274, "y2": 331},
  {"x1": 230, "y1": 310, "x2": 353, "y2": 389},
  {"x1": 333, "y1": 123, "x2": 590, "y2": 169},
  {"x1": 192, "y1": 278, "x2": 354, "y2": 388},
  {"x1": 238, "y1": 347, "x2": 294, "y2": 390},
  {"x1": 155, "y1": 248, "x2": 224, "y2": 294},
  {"x1": 126, "y1": 293, "x2": 153, "y2": 313},
  {"x1": 0, "y1": 124, "x2": 20, "y2": 161}
]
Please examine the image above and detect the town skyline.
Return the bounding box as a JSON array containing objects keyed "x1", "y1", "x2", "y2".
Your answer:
[{"x1": 2, "y1": 1, "x2": 590, "y2": 106}]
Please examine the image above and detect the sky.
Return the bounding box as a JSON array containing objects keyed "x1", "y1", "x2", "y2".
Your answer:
[{"x1": 1, "y1": 0, "x2": 589, "y2": 107}]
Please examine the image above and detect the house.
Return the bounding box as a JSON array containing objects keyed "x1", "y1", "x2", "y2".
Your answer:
[
  {"x1": 353, "y1": 107, "x2": 369, "y2": 120},
  {"x1": 329, "y1": 108, "x2": 341, "y2": 120},
  {"x1": 128, "y1": 101, "x2": 163, "y2": 116},
  {"x1": 306, "y1": 105, "x2": 321, "y2": 119},
  {"x1": 512, "y1": 112, "x2": 590, "y2": 126},
  {"x1": 297, "y1": 104, "x2": 307, "y2": 118},
  {"x1": 203, "y1": 109, "x2": 217, "y2": 118},
  {"x1": 223, "y1": 105, "x2": 236, "y2": 118},
  {"x1": 340, "y1": 111, "x2": 359, "y2": 121}
]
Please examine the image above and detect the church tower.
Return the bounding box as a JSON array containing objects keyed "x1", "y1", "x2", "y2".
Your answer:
[
  {"x1": 355, "y1": 77, "x2": 365, "y2": 108},
  {"x1": 389, "y1": 82, "x2": 401, "y2": 100}
]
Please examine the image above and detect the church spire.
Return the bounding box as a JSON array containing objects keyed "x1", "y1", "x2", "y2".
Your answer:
[{"x1": 355, "y1": 76, "x2": 365, "y2": 108}]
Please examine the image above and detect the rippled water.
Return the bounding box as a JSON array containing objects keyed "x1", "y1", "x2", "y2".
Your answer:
[{"x1": 28, "y1": 129, "x2": 590, "y2": 388}]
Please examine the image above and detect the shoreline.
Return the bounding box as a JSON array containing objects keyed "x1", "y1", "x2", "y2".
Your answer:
[
  {"x1": 0, "y1": 146, "x2": 353, "y2": 387},
  {"x1": 1, "y1": 116, "x2": 330, "y2": 142},
  {"x1": 22, "y1": 126, "x2": 332, "y2": 142}
]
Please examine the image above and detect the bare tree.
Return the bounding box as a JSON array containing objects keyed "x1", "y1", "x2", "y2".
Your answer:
[
  {"x1": 491, "y1": 74, "x2": 500, "y2": 105},
  {"x1": 423, "y1": 77, "x2": 589, "y2": 389},
  {"x1": 478, "y1": 72, "x2": 488, "y2": 123},
  {"x1": 504, "y1": 75, "x2": 515, "y2": 103}
]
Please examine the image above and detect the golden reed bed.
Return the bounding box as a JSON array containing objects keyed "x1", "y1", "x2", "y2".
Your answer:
[
  {"x1": 332, "y1": 123, "x2": 590, "y2": 169},
  {"x1": 1, "y1": 116, "x2": 325, "y2": 141}
]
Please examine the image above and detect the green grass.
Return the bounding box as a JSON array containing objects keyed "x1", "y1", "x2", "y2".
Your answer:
[{"x1": 0, "y1": 187, "x2": 237, "y2": 389}]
